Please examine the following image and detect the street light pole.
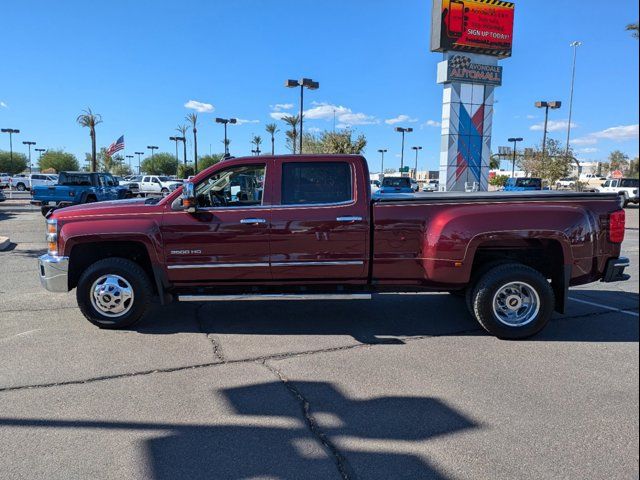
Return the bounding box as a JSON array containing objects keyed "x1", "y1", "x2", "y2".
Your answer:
[
  {"x1": 169, "y1": 136, "x2": 180, "y2": 162},
  {"x1": 1, "y1": 128, "x2": 20, "y2": 173},
  {"x1": 126, "y1": 155, "x2": 134, "y2": 171},
  {"x1": 377, "y1": 149, "x2": 387, "y2": 174},
  {"x1": 135, "y1": 151, "x2": 145, "y2": 174},
  {"x1": 22, "y1": 141, "x2": 36, "y2": 173},
  {"x1": 565, "y1": 41, "x2": 582, "y2": 158},
  {"x1": 215, "y1": 118, "x2": 237, "y2": 158},
  {"x1": 534, "y1": 101, "x2": 561, "y2": 160},
  {"x1": 411, "y1": 146, "x2": 422, "y2": 179},
  {"x1": 35, "y1": 148, "x2": 45, "y2": 164},
  {"x1": 394, "y1": 127, "x2": 413, "y2": 170},
  {"x1": 507, "y1": 137, "x2": 523, "y2": 178},
  {"x1": 147, "y1": 145, "x2": 158, "y2": 163},
  {"x1": 286, "y1": 78, "x2": 319, "y2": 154}
]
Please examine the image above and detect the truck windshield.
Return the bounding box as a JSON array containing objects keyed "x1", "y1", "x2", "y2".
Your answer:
[
  {"x1": 382, "y1": 177, "x2": 411, "y2": 188},
  {"x1": 516, "y1": 178, "x2": 541, "y2": 188},
  {"x1": 58, "y1": 173, "x2": 92, "y2": 186}
]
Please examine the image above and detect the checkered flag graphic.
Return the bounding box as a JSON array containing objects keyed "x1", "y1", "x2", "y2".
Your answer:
[{"x1": 449, "y1": 55, "x2": 472, "y2": 69}]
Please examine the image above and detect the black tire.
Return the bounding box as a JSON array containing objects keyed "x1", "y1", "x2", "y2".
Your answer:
[
  {"x1": 41, "y1": 206, "x2": 53, "y2": 217},
  {"x1": 161, "y1": 188, "x2": 169, "y2": 193},
  {"x1": 76, "y1": 257, "x2": 153, "y2": 329},
  {"x1": 16, "y1": 183, "x2": 26, "y2": 191},
  {"x1": 471, "y1": 263, "x2": 554, "y2": 339},
  {"x1": 84, "y1": 194, "x2": 97, "y2": 203}
]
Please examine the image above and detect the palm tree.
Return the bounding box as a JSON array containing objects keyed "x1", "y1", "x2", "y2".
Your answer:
[
  {"x1": 176, "y1": 124, "x2": 189, "y2": 164},
  {"x1": 76, "y1": 107, "x2": 103, "y2": 172},
  {"x1": 282, "y1": 115, "x2": 299, "y2": 154},
  {"x1": 251, "y1": 135, "x2": 263, "y2": 155},
  {"x1": 186, "y1": 113, "x2": 199, "y2": 171},
  {"x1": 265, "y1": 123, "x2": 279, "y2": 155},
  {"x1": 626, "y1": 22, "x2": 639, "y2": 39}
]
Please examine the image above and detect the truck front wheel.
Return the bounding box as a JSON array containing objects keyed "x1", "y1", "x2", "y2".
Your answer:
[
  {"x1": 76, "y1": 257, "x2": 152, "y2": 329},
  {"x1": 471, "y1": 263, "x2": 554, "y2": 339}
]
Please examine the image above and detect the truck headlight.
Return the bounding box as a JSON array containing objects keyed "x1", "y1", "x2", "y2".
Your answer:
[{"x1": 46, "y1": 218, "x2": 58, "y2": 256}]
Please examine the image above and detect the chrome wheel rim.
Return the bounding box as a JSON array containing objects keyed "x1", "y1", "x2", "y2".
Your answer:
[
  {"x1": 90, "y1": 274, "x2": 134, "y2": 318},
  {"x1": 492, "y1": 281, "x2": 540, "y2": 327}
]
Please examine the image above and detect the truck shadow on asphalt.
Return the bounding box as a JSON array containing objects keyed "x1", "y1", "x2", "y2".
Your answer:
[
  {"x1": 0, "y1": 381, "x2": 478, "y2": 479},
  {"x1": 137, "y1": 290, "x2": 639, "y2": 344}
]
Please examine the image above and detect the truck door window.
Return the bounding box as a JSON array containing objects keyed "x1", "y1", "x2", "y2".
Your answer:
[
  {"x1": 195, "y1": 164, "x2": 265, "y2": 208},
  {"x1": 281, "y1": 162, "x2": 352, "y2": 205}
]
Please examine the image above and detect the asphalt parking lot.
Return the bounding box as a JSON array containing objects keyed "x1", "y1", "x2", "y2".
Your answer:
[{"x1": 0, "y1": 201, "x2": 638, "y2": 479}]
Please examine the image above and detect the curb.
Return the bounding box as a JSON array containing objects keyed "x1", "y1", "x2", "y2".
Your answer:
[{"x1": 0, "y1": 236, "x2": 10, "y2": 251}]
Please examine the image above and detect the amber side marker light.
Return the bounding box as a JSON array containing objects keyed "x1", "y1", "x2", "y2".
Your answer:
[{"x1": 46, "y1": 218, "x2": 58, "y2": 255}]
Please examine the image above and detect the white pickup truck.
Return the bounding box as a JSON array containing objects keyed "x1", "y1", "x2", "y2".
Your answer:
[
  {"x1": 598, "y1": 177, "x2": 639, "y2": 207},
  {"x1": 138, "y1": 175, "x2": 182, "y2": 195},
  {"x1": 10, "y1": 173, "x2": 58, "y2": 191}
]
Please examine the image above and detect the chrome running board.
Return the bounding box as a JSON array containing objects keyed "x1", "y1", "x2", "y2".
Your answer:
[{"x1": 177, "y1": 293, "x2": 372, "y2": 302}]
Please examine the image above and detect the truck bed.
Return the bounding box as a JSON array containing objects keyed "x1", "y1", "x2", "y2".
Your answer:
[{"x1": 372, "y1": 190, "x2": 620, "y2": 203}]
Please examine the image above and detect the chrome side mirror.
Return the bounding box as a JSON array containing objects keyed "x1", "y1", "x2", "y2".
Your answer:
[{"x1": 182, "y1": 181, "x2": 197, "y2": 213}]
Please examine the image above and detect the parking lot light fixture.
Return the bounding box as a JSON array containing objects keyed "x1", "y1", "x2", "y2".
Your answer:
[
  {"x1": 125, "y1": 155, "x2": 134, "y2": 170},
  {"x1": 377, "y1": 149, "x2": 387, "y2": 173},
  {"x1": 22, "y1": 141, "x2": 36, "y2": 173},
  {"x1": 134, "y1": 151, "x2": 145, "y2": 174},
  {"x1": 507, "y1": 137, "x2": 523, "y2": 178},
  {"x1": 215, "y1": 118, "x2": 237, "y2": 158},
  {"x1": 394, "y1": 127, "x2": 413, "y2": 170},
  {"x1": 535, "y1": 101, "x2": 561, "y2": 159},
  {"x1": 1, "y1": 128, "x2": 20, "y2": 173},
  {"x1": 411, "y1": 146, "x2": 422, "y2": 179},
  {"x1": 566, "y1": 41, "x2": 582, "y2": 158},
  {"x1": 169, "y1": 136, "x2": 181, "y2": 162},
  {"x1": 147, "y1": 145, "x2": 158, "y2": 162},
  {"x1": 285, "y1": 78, "x2": 319, "y2": 153}
]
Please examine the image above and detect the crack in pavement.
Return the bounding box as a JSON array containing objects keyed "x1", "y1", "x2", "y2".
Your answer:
[
  {"x1": 261, "y1": 359, "x2": 354, "y2": 480},
  {"x1": 195, "y1": 303, "x2": 226, "y2": 363},
  {"x1": 0, "y1": 306, "x2": 634, "y2": 394}
]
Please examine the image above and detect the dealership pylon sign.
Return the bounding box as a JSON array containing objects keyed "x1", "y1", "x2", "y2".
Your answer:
[{"x1": 431, "y1": 0, "x2": 515, "y2": 191}]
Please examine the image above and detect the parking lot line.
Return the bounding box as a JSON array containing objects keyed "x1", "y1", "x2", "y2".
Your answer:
[{"x1": 569, "y1": 297, "x2": 639, "y2": 317}]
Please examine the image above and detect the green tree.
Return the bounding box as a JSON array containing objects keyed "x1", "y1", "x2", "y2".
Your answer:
[
  {"x1": 489, "y1": 174, "x2": 509, "y2": 188},
  {"x1": 608, "y1": 150, "x2": 629, "y2": 172},
  {"x1": 177, "y1": 163, "x2": 195, "y2": 179},
  {"x1": 626, "y1": 157, "x2": 639, "y2": 178},
  {"x1": 76, "y1": 107, "x2": 102, "y2": 172},
  {"x1": 281, "y1": 115, "x2": 299, "y2": 154},
  {"x1": 112, "y1": 162, "x2": 132, "y2": 177},
  {"x1": 251, "y1": 135, "x2": 263, "y2": 155},
  {"x1": 186, "y1": 112, "x2": 199, "y2": 171},
  {"x1": 39, "y1": 149, "x2": 79, "y2": 172},
  {"x1": 176, "y1": 124, "x2": 189, "y2": 164},
  {"x1": 265, "y1": 123, "x2": 279, "y2": 155},
  {"x1": 626, "y1": 22, "x2": 639, "y2": 39},
  {"x1": 197, "y1": 153, "x2": 224, "y2": 172},
  {"x1": 0, "y1": 150, "x2": 28, "y2": 174},
  {"x1": 517, "y1": 139, "x2": 573, "y2": 185},
  {"x1": 301, "y1": 129, "x2": 367, "y2": 154},
  {"x1": 140, "y1": 153, "x2": 178, "y2": 175}
]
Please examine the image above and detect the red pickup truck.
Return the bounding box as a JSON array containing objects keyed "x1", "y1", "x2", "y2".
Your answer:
[{"x1": 38, "y1": 154, "x2": 629, "y2": 339}]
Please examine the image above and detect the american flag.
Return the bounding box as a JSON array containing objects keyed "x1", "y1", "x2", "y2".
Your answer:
[{"x1": 106, "y1": 135, "x2": 125, "y2": 156}]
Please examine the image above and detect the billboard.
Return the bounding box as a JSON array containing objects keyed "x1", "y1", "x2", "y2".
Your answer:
[
  {"x1": 431, "y1": 0, "x2": 515, "y2": 58},
  {"x1": 437, "y1": 54, "x2": 503, "y2": 85}
]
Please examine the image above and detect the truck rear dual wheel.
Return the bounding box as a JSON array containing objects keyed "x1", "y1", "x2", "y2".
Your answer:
[
  {"x1": 470, "y1": 263, "x2": 554, "y2": 339},
  {"x1": 77, "y1": 257, "x2": 152, "y2": 329}
]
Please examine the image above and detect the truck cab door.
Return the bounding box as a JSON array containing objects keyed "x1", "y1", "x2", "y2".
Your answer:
[
  {"x1": 269, "y1": 158, "x2": 369, "y2": 282},
  {"x1": 161, "y1": 161, "x2": 272, "y2": 282}
]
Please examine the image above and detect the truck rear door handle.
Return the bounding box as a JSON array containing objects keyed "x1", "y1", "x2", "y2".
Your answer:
[
  {"x1": 240, "y1": 218, "x2": 267, "y2": 225},
  {"x1": 336, "y1": 216, "x2": 362, "y2": 222}
]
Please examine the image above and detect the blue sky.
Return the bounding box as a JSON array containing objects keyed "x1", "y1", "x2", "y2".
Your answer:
[{"x1": 1, "y1": 0, "x2": 638, "y2": 173}]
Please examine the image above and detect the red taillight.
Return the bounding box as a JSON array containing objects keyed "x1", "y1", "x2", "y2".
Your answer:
[{"x1": 609, "y1": 210, "x2": 625, "y2": 243}]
